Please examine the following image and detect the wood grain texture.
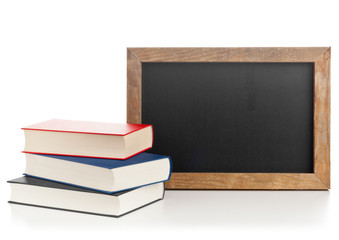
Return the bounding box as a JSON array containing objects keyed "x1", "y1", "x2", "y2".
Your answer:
[
  {"x1": 127, "y1": 49, "x2": 142, "y2": 124},
  {"x1": 165, "y1": 173, "x2": 328, "y2": 190},
  {"x1": 314, "y1": 47, "x2": 331, "y2": 188},
  {"x1": 128, "y1": 47, "x2": 329, "y2": 63},
  {"x1": 126, "y1": 47, "x2": 331, "y2": 190}
]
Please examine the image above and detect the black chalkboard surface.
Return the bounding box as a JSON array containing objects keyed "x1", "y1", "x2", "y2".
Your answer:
[{"x1": 142, "y1": 63, "x2": 314, "y2": 173}]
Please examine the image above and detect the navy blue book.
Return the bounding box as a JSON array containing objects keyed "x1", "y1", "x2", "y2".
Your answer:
[{"x1": 24, "y1": 152, "x2": 172, "y2": 193}]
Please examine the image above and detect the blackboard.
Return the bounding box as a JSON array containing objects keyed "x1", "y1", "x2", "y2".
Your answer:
[
  {"x1": 127, "y1": 47, "x2": 330, "y2": 189},
  {"x1": 142, "y1": 62, "x2": 314, "y2": 173}
]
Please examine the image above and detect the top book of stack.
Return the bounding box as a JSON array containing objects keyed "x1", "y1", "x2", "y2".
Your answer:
[{"x1": 22, "y1": 119, "x2": 153, "y2": 159}]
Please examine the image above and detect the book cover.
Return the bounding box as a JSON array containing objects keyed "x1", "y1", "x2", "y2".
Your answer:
[
  {"x1": 24, "y1": 152, "x2": 172, "y2": 193},
  {"x1": 8, "y1": 176, "x2": 165, "y2": 217},
  {"x1": 22, "y1": 119, "x2": 153, "y2": 159},
  {"x1": 22, "y1": 119, "x2": 152, "y2": 136},
  {"x1": 27, "y1": 152, "x2": 172, "y2": 170}
]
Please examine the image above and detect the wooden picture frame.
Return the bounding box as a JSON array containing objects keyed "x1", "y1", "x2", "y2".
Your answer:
[{"x1": 127, "y1": 47, "x2": 330, "y2": 190}]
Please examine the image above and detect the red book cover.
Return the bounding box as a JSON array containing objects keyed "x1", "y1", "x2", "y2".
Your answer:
[
  {"x1": 22, "y1": 119, "x2": 152, "y2": 136},
  {"x1": 22, "y1": 119, "x2": 153, "y2": 159}
]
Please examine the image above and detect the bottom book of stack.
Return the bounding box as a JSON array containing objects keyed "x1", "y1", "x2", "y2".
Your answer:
[{"x1": 8, "y1": 176, "x2": 164, "y2": 218}]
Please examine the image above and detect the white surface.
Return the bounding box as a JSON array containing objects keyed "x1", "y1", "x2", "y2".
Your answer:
[{"x1": 0, "y1": 0, "x2": 338, "y2": 239}]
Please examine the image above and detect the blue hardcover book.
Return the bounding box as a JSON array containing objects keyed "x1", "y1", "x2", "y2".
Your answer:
[{"x1": 24, "y1": 152, "x2": 172, "y2": 193}]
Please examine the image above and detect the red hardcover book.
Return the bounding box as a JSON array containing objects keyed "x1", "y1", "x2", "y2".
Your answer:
[{"x1": 22, "y1": 119, "x2": 153, "y2": 159}]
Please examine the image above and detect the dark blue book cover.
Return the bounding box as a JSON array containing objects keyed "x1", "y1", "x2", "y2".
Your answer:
[
  {"x1": 32, "y1": 152, "x2": 171, "y2": 169},
  {"x1": 24, "y1": 152, "x2": 172, "y2": 193}
]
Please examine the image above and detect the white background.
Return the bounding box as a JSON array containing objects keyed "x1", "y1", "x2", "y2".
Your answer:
[{"x1": 0, "y1": 0, "x2": 338, "y2": 239}]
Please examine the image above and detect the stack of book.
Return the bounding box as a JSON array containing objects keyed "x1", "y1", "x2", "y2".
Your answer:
[{"x1": 8, "y1": 119, "x2": 172, "y2": 217}]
